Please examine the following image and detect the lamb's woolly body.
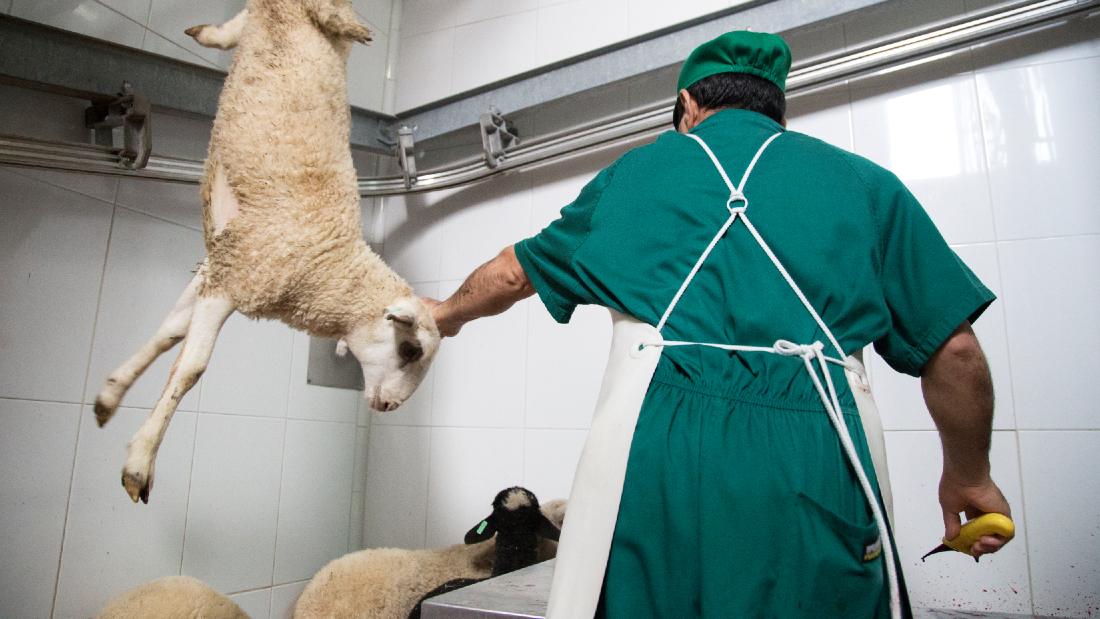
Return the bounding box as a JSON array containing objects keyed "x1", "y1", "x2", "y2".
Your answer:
[
  {"x1": 201, "y1": 0, "x2": 409, "y2": 336},
  {"x1": 293, "y1": 542, "x2": 496, "y2": 619},
  {"x1": 96, "y1": 576, "x2": 248, "y2": 619}
]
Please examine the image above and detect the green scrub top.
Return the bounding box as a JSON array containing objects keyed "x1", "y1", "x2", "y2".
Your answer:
[
  {"x1": 515, "y1": 108, "x2": 994, "y2": 618},
  {"x1": 516, "y1": 108, "x2": 993, "y2": 395}
]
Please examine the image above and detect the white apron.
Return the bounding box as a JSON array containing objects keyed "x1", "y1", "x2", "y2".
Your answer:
[{"x1": 546, "y1": 132, "x2": 900, "y2": 619}]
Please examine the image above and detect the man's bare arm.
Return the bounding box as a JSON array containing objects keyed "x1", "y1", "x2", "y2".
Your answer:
[
  {"x1": 427, "y1": 245, "x2": 534, "y2": 337},
  {"x1": 921, "y1": 321, "x2": 1011, "y2": 556}
]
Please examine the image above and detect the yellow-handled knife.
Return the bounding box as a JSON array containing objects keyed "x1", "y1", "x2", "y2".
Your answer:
[{"x1": 921, "y1": 513, "x2": 1015, "y2": 562}]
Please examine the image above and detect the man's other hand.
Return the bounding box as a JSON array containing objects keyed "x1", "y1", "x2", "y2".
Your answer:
[{"x1": 938, "y1": 469, "x2": 1012, "y2": 557}]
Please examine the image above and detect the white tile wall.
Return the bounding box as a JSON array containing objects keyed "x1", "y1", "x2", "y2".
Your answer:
[
  {"x1": 115, "y1": 176, "x2": 204, "y2": 230},
  {"x1": 976, "y1": 57, "x2": 1100, "y2": 241},
  {"x1": 453, "y1": 10, "x2": 537, "y2": 93},
  {"x1": 10, "y1": 166, "x2": 120, "y2": 204},
  {"x1": 525, "y1": 304, "x2": 611, "y2": 429},
  {"x1": 437, "y1": 174, "x2": 533, "y2": 281},
  {"x1": 182, "y1": 413, "x2": 285, "y2": 593},
  {"x1": 999, "y1": 236, "x2": 1100, "y2": 430},
  {"x1": 348, "y1": 31, "x2": 390, "y2": 112},
  {"x1": 12, "y1": 0, "x2": 146, "y2": 48},
  {"x1": 146, "y1": 0, "x2": 242, "y2": 68},
  {"x1": 395, "y1": 28, "x2": 456, "y2": 112},
  {"x1": 54, "y1": 408, "x2": 197, "y2": 618},
  {"x1": 430, "y1": 284, "x2": 528, "y2": 429},
  {"x1": 1019, "y1": 431, "x2": 1100, "y2": 617},
  {"x1": 200, "y1": 314, "x2": 294, "y2": 418},
  {"x1": 0, "y1": 88, "x2": 391, "y2": 617},
  {"x1": 364, "y1": 424, "x2": 431, "y2": 549},
  {"x1": 98, "y1": 0, "x2": 149, "y2": 24},
  {"x1": 287, "y1": 332, "x2": 360, "y2": 424},
  {"x1": 850, "y1": 71, "x2": 996, "y2": 245},
  {"x1": 381, "y1": 190, "x2": 452, "y2": 284},
  {"x1": 425, "y1": 427, "x2": 525, "y2": 547},
  {"x1": 230, "y1": 588, "x2": 272, "y2": 618},
  {"x1": 270, "y1": 579, "x2": 309, "y2": 619},
  {"x1": 536, "y1": 0, "x2": 629, "y2": 68},
  {"x1": 0, "y1": 169, "x2": 112, "y2": 403},
  {"x1": 273, "y1": 419, "x2": 356, "y2": 584},
  {"x1": 353, "y1": 0, "x2": 393, "y2": 35},
  {"x1": 523, "y1": 428, "x2": 586, "y2": 501},
  {"x1": 0, "y1": 399, "x2": 80, "y2": 619}
]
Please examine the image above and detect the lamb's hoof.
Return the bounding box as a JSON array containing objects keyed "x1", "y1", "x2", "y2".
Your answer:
[
  {"x1": 184, "y1": 24, "x2": 206, "y2": 39},
  {"x1": 122, "y1": 468, "x2": 151, "y2": 504},
  {"x1": 94, "y1": 396, "x2": 118, "y2": 428},
  {"x1": 347, "y1": 25, "x2": 373, "y2": 44}
]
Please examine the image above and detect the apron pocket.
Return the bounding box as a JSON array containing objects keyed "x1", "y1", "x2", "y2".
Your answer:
[{"x1": 794, "y1": 492, "x2": 886, "y2": 618}]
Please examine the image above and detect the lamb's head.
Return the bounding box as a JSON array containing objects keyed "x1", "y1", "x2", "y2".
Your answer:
[{"x1": 342, "y1": 296, "x2": 440, "y2": 412}]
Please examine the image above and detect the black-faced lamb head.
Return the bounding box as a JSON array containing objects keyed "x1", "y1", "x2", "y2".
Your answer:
[
  {"x1": 464, "y1": 487, "x2": 561, "y2": 544},
  {"x1": 342, "y1": 296, "x2": 441, "y2": 413}
]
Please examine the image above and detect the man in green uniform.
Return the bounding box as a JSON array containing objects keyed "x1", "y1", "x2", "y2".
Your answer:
[{"x1": 427, "y1": 31, "x2": 1012, "y2": 617}]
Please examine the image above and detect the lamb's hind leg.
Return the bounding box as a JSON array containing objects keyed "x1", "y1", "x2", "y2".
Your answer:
[
  {"x1": 306, "y1": 0, "x2": 372, "y2": 43},
  {"x1": 94, "y1": 267, "x2": 206, "y2": 427},
  {"x1": 122, "y1": 294, "x2": 235, "y2": 503},
  {"x1": 185, "y1": 9, "x2": 249, "y2": 49}
]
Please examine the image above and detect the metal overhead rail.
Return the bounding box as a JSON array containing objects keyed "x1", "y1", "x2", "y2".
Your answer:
[
  {"x1": 358, "y1": 0, "x2": 1098, "y2": 196},
  {"x1": 0, "y1": 0, "x2": 1095, "y2": 194}
]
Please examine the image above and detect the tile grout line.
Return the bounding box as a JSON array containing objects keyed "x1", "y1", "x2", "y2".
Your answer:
[
  {"x1": 269, "y1": 329, "x2": 298, "y2": 587},
  {"x1": 114, "y1": 203, "x2": 204, "y2": 233},
  {"x1": 422, "y1": 425, "x2": 433, "y2": 549},
  {"x1": 1012, "y1": 429, "x2": 1038, "y2": 615},
  {"x1": 6, "y1": 168, "x2": 119, "y2": 207},
  {"x1": 49, "y1": 182, "x2": 119, "y2": 618},
  {"x1": 178, "y1": 412, "x2": 201, "y2": 576},
  {"x1": 268, "y1": 417, "x2": 291, "y2": 588},
  {"x1": 521, "y1": 173, "x2": 535, "y2": 488}
]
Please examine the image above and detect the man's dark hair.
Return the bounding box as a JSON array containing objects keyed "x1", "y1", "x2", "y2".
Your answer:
[{"x1": 672, "y1": 72, "x2": 786, "y2": 129}]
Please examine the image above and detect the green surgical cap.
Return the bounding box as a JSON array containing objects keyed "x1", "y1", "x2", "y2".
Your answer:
[{"x1": 677, "y1": 31, "x2": 792, "y2": 92}]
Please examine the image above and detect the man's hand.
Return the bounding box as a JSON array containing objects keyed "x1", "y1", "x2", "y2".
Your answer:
[
  {"x1": 938, "y1": 469, "x2": 1012, "y2": 557},
  {"x1": 421, "y1": 297, "x2": 462, "y2": 338}
]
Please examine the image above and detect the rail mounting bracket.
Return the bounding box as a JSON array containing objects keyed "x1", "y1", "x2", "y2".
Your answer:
[
  {"x1": 479, "y1": 106, "x2": 519, "y2": 169},
  {"x1": 84, "y1": 82, "x2": 151, "y2": 170}
]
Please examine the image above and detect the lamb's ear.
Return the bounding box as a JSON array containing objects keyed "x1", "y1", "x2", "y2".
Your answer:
[
  {"x1": 384, "y1": 300, "x2": 418, "y2": 329},
  {"x1": 464, "y1": 515, "x2": 497, "y2": 544},
  {"x1": 537, "y1": 512, "x2": 561, "y2": 542}
]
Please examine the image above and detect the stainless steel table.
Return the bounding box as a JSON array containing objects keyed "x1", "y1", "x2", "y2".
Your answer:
[{"x1": 420, "y1": 558, "x2": 1053, "y2": 619}]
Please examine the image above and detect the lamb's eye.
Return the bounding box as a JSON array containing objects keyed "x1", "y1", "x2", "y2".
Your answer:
[{"x1": 399, "y1": 341, "x2": 423, "y2": 363}]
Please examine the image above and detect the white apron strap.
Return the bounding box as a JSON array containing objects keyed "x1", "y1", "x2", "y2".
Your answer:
[
  {"x1": 655, "y1": 132, "x2": 781, "y2": 333},
  {"x1": 658, "y1": 132, "x2": 901, "y2": 619}
]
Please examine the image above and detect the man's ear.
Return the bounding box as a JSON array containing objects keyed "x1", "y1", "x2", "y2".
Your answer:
[
  {"x1": 464, "y1": 514, "x2": 497, "y2": 544},
  {"x1": 385, "y1": 298, "x2": 419, "y2": 328}
]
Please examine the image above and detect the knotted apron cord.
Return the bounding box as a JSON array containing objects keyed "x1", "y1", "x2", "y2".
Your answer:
[{"x1": 644, "y1": 131, "x2": 902, "y2": 619}]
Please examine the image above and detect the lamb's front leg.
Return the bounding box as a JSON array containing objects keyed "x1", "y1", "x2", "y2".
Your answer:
[
  {"x1": 122, "y1": 294, "x2": 235, "y2": 503},
  {"x1": 185, "y1": 9, "x2": 249, "y2": 50}
]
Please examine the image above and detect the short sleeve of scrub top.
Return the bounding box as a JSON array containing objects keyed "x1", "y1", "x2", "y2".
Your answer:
[
  {"x1": 869, "y1": 167, "x2": 996, "y2": 376},
  {"x1": 514, "y1": 161, "x2": 621, "y2": 324}
]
